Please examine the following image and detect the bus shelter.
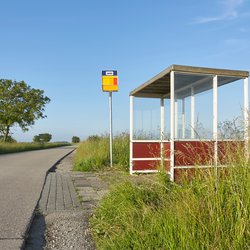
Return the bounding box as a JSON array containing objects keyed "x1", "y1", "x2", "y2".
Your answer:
[{"x1": 129, "y1": 65, "x2": 249, "y2": 181}]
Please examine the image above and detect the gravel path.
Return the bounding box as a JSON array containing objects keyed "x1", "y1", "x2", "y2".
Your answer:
[{"x1": 44, "y1": 211, "x2": 93, "y2": 250}]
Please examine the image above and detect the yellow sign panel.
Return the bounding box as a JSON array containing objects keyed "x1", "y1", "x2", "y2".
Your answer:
[{"x1": 102, "y1": 70, "x2": 118, "y2": 92}]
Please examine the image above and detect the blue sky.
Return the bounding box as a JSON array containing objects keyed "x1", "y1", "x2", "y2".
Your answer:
[{"x1": 1, "y1": 0, "x2": 250, "y2": 142}]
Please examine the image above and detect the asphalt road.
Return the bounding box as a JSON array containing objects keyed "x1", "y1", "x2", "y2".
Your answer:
[{"x1": 0, "y1": 146, "x2": 75, "y2": 250}]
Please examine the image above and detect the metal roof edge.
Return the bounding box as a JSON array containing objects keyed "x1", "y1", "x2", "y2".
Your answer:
[
  {"x1": 171, "y1": 64, "x2": 249, "y2": 77},
  {"x1": 129, "y1": 65, "x2": 173, "y2": 96},
  {"x1": 129, "y1": 64, "x2": 249, "y2": 97}
]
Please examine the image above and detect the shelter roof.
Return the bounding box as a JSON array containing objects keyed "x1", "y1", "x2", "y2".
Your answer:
[{"x1": 130, "y1": 65, "x2": 249, "y2": 98}]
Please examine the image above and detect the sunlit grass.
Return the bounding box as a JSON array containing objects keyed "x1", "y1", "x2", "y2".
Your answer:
[
  {"x1": 73, "y1": 132, "x2": 250, "y2": 249},
  {"x1": 89, "y1": 143, "x2": 250, "y2": 249},
  {"x1": 73, "y1": 133, "x2": 129, "y2": 172}
]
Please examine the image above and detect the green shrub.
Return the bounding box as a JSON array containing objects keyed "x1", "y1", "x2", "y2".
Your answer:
[
  {"x1": 72, "y1": 136, "x2": 80, "y2": 143},
  {"x1": 33, "y1": 133, "x2": 52, "y2": 142}
]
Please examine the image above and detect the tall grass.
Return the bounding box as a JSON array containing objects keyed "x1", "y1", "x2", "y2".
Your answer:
[
  {"x1": 90, "y1": 148, "x2": 250, "y2": 249},
  {"x1": 74, "y1": 133, "x2": 129, "y2": 172},
  {"x1": 0, "y1": 142, "x2": 70, "y2": 154}
]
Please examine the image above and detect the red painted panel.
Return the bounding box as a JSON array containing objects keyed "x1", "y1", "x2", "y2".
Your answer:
[
  {"x1": 132, "y1": 160, "x2": 170, "y2": 171},
  {"x1": 163, "y1": 142, "x2": 171, "y2": 158},
  {"x1": 164, "y1": 160, "x2": 170, "y2": 171},
  {"x1": 133, "y1": 142, "x2": 161, "y2": 158},
  {"x1": 133, "y1": 142, "x2": 171, "y2": 159},
  {"x1": 218, "y1": 141, "x2": 244, "y2": 164},
  {"x1": 133, "y1": 160, "x2": 159, "y2": 171},
  {"x1": 175, "y1": 141, "x2": 214, "y2": 166}
]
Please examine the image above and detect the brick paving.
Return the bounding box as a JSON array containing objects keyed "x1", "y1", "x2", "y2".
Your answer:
[{"x1": 39, "y1": 172, "x2": 80, "y2": 214}]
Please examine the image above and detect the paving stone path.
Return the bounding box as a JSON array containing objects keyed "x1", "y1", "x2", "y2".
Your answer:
[
  {"x1": 39, "y1": 172, "x2": 80, "y2": 213},
  {"x1": 71, "y1": 172, "x2": 109, "y2": 215},
  {"x1": 24, "y1": 151, "x2": 109, "y2": 250}
]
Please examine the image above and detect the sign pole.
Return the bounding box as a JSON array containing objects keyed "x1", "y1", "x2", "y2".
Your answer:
[
  {"x1": 102, "y1": 70, "x2": 118, "y2": 168},
  {"x1": 109, "y1": 91, "x2": 113, "y2": 167}
]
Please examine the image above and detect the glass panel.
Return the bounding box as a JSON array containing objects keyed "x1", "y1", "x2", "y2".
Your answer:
[
  {"x1": 194, "y1": 88, "x2": 213, "y2": 139},
  {"x1": 174, "y1": 72, "x2": 213, "y2": 140},
  {"x1": 133, "y1": 98, "x2": 160, "y2": 140},
  {"x1": 218, "y1": 78, "x2": 244, "y2": 140}
]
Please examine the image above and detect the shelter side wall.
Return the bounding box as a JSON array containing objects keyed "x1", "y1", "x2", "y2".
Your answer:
[
  {"x1": 218, "y1": 141, "x2": 244, "y2": 164},
  {"x1": 175, "y1": 140, "x2": 244, "y2": 166},
  {"x1": 131, "y1": 141, "x2": 244, "y2": 173},
  {"x1": 132, "y1": 142, "x2": 170, "y2": 171},
  {"x1": 133, "y1": 160, "x2": 170, "y2": 171},
  {"x1": 174, "y1": 141, "x2": 214, "y2": 166}
]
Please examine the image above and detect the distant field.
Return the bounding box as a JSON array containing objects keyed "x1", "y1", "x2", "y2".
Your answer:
[{"x1": 0, "y1": 142, "x2": 71, "y2": 154}]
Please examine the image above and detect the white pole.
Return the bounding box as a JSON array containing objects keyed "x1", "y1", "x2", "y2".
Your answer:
[
  {"x1": 109, "y1": 92, "x2": 113, "y2": 167},
  {"x1": 170, "y1": 71, "x2": 175, "y2": 181},
  {"x1": 244, "y1": 77, "x2": 249, "y2": 159},
  {"x1": 182, "y1": 98, "x2": 185, "y2": 139},
  {"x1": 191, "y1": 87, "x2": 195, "y2": 139},
  {"x1": 160, "y1": 98, "x2": 165, "y2": 169},
  {"x1": 213, "y1": 75, "x2": 218, "y2": 172},
  {"x1": 130, "y1": 96, "x2": 134, "y2": 174}
]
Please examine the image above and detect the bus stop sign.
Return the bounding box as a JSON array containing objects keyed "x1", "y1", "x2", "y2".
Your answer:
[{"x1": 102, "y1": 70, "x2": 118, "y2": 92}]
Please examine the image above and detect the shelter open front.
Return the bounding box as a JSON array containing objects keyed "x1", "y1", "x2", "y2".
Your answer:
[{"x1": 130, "y1": 65, "x2": 249, "y2": 181}]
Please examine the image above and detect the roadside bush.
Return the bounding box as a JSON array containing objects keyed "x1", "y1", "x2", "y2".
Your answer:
[
  {"x1": 72, "y1": 136, "x2": 80, "y2": 143},
  {"x1": 33, "y1": 133, "x2": 52, "y2": 142}
]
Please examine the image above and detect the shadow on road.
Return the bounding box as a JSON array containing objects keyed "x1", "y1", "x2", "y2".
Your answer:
[{"x1": 24, "y1": 211, "x2": 46, "y2": 250}]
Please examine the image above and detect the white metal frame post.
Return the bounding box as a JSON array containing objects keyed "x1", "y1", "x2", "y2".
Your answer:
[
  {"x1": 160, "y1": 98, "x2": 165, "y2": 169},
  {"x1": 130, "y1": 96, "x2": 134, "y2": 174},
  {"x1": 175, "y1": 100, "x2": 178, "y2": 139},
  {"x1": 244, "y1": 77, "x2": 249, "y2": 159},
  {"x1": 182, "y1": 98, "x2": 185, "y2": 139},
  {"x1": 191, "y1": 87, "x2": 195, "y2": 139},
  {"x1": 109, "y1": 92, "x2": 113, "y2": 167},
  {"x1": 213, "y1": 75, "x2": 218, "y2": 170},
  {"x1": 170, "y1": 71, "x2": 175, "y2": 181}
]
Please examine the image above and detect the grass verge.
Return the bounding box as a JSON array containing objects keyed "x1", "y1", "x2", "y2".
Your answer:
[
  {"x1": 73, "y1": 133, "x2": 129, "y2": 172},
  {"x1": 73, "y1": 134, "x2": 249, "y2": 249},
  {"x1": 90, "y1": 164, "x2": 249, "y2": 249},
  {"x1": 0, "y1": 142, "x2": 70, "y2": 154}
]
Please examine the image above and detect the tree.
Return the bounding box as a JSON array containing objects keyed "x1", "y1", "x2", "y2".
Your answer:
[
  {"x1": 33, "y1": 135, "x2": 40, "y2": 143},
  {"x1": 0, "y1": 135, "x2": 16, "y2": 143},
  {"x1": 72, "y1": 136, "x2": 80, "y2": 143},
  {"x1": 33, "y1": 133, "x2": 52, "y2": 143},
  {"x1": 0, "y1": 79, "x2": 50, "y2": 142}
]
